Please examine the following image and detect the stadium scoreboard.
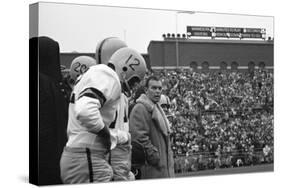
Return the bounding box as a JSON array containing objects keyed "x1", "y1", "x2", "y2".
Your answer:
[{"x1": 186, "y1": 26, "x2": 266, "y2": 39}]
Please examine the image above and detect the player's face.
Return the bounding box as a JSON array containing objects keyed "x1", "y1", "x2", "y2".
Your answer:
[
  {"x1": 161, "y1": 103, "x2": 170, "y2": 114},
  {"x1": 147, "y1": 80, "x2": 162, "y2": 103},
  {"x1": 122, "y1": 77, "x2": 140, "y2": 97},
  {"x1": 127, "y1": 77, "x2": 140, "y2": 91}
]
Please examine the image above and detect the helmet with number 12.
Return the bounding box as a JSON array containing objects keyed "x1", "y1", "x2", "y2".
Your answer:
[{"x1": 108, "y1": 47, "x2": 147, "y2": 97}]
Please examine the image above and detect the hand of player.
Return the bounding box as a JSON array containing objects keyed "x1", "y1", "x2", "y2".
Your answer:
[{"x1": 117, "y1": 130, "x2": 131, "y2": 145}]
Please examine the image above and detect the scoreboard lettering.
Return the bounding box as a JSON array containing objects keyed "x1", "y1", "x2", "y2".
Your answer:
[
  {"x1": 215, "y1": 27, "x2": 242, "y2": 33},
  {"x1": 215, "y1": 32, "x2": 228, "y2": 37},
  {"x1": 190, "y1": 31, "x2": 211, "y2": 36},
  {"x1": 243, "y1": 28, "x2": 263, "y2": 33},
  {"x1": 242, "y1": 33, "x2": 262, "y2": 38},
  {"x1": 229, "y1": 33, "x2": 240, "y2": 38},
  {"x1": 187, "y1": 26, "x2": 211, "y2": 32}
]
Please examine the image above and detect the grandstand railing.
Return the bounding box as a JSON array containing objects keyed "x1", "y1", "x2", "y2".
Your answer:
[{"x1": 173, "y1": 148, "x2": 274, "y2": 174}]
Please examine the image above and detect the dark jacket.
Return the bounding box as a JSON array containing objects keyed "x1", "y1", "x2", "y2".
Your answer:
[
  {"x1": 130, "y1": 94, "x2": 175, "y2": 179},
  {"x1": 38, "y1": 73, "x2": 68, "y2": 185},
  {"x1": 30, "y1": 36, "x2": 68, "y2": 185}
]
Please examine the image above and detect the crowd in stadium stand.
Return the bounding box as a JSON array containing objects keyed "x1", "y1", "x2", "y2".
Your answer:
[{"x1": 146, "y1": 68, "x2": 273, "y2": 173}]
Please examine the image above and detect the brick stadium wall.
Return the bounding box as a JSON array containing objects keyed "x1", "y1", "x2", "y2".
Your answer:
[{"x1": 148, "y1": 39, "x2": 273, "y2": 69}]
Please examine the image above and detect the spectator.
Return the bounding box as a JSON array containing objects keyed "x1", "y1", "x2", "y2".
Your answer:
[{"x1": 130, "y1": 76, "x2": 175, "y2": 179}]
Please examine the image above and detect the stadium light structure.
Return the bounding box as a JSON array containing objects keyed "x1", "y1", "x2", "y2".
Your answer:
[{"x1": 175, "y1": 10, "x2": 195, "y2": 68}]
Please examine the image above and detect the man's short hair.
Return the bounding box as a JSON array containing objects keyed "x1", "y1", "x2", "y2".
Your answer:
[{"x1": 145, "y1": 76, "x2": 161, "y2": 88}]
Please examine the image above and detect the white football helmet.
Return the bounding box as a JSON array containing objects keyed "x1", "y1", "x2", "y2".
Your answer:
[
  {"x1": 159, "y1": 94, "x2": 171, "y2": 116},
  {"x1": 159, "y1": 94, "x2": 171, "y2": 107},
  {"x1": 69, "y1": 56, "x2": 96, "y2": 84},
  {"x1": 95, "y1": 37, "x2": 127, "y2": 64},
  {"x1": 108, "y1": 47, "x2": 147, "y2": 96}
]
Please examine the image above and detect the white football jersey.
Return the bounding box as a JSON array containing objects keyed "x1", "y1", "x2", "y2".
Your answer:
[
  {"x1": 110, "y1": 93, "x2": 130, "y2": 149},
  {"x1": 115, "y1": 93, "x2": 129, "y2": 132},
  {"x1": 66, "y1": 64, "x2": 121, "y2": 148}
]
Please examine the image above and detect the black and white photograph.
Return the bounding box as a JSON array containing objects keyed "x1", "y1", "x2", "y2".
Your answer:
[{"x1": 28, "y1": 1, "x2": 275, "y2": 187}]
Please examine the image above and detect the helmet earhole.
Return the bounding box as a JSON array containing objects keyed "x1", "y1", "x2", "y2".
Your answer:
[
  {"x1": 123, "y1": 66, "x2": 128, "y2": 72},
  {"x1": 107, "y1": 63, "x2": 116, "y2": 71}
]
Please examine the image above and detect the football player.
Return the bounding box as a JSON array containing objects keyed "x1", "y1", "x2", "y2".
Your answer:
[
  {"x1": 108, "y1": 47, "x2": 147, "y2": 181},
  {"x1": 96, "y1": 37, "x2": 139, "y2": 181},
  {"x1": 60, "y1": 46, "x2": 146, "y2": 184}
]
